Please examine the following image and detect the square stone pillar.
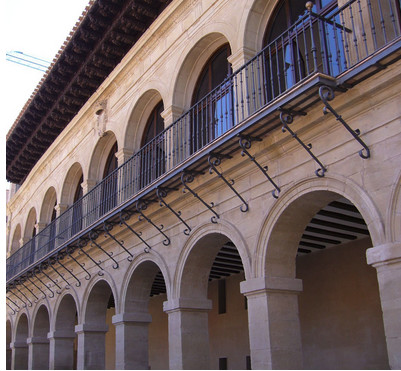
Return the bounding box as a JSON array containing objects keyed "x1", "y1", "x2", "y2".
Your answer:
[
  {"x1": 48, "y1": 330, "x2": 76, "y2": 370},
  {"x1": 367, "y1": 242, "x2": 401, "y2": 369},
  {"x1": 11, "y1": 340, "x2": 29, "y2": 370},
  {"x1": 112, "y1": 312, "x2": 152, "y2": 369},
  {"x1": 240, "y1": 277, "x2": 303, "y2": 370},
  {"x1": 27, "y1": 336, "x2": 49, "y2": 370},
  {"x1": 163, "y1": 298, "x2": 212, "y2": 370},
  {"x1": 75, "y1": 323, "x2": 109, "y2": 370}
]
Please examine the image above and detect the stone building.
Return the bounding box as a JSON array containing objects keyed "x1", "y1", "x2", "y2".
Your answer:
[{"x1": 5, "y1": 0, "x2": 401, "y2": 369}]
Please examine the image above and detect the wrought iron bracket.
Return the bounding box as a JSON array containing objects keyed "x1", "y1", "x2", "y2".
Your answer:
[
  {"x1": 89, "y1": 230, "x2": 119, "y2": 269},
  {"x1": 279, "y1": 109, "x2": 327, "y2": 177},
  {"x1": 19, "y1": 279, "x2": 39, "y2": 303},
  {"x1": 66, "y1": 246, "x2": 91, "y2": 281},
  {"x1": 157, "y1": 187, "x2": 191, "y2": 235},
  {"x1": 39, "y1": 263, "x2": 62, "y2": 294},
  {"x1": 13, "y1": 284, "x2": 32, "y2": 307},
  {"x1": 33, "y1": 267, "x2": 55, "y2": 298},
  {"x1": 48, "y1": 257, "x2": 71, "y2": 290},
  {"x1": 136, "y1": 199, "x2": 170, "y2": 246},
  {"x1": 319, "y1": 85, "x2": 370, "y2": 159},
  {"x1": 6, "y1": 297, "x2": 19, "y2": 314},
  {"x1": 26, "y1": 272, "x2": 47, "y2": 299},
  {"x1": 120, "y1": 211, "x2": 152, "y2": 253},
  {"x1": 181, "y1": 171, "x2": 219, "y2": 223},
  {"x1": 9, "y1": 288, "x2": 27, "y2": 308},
  {"x1": 75, "y1": 238, "x2": 104, "y2": 276},
  {"x1": 56, "y1": 253, "x2": 81, "y2": 287},
  {"x1": 208, "y1": 153, "x2": 249, "y2": 212},
  {"x1": 239, "y1": 135, "x2": 281, "y2": 199},
  {"x1": 104, "y1": 222, "x2": 134, "y2": 262}
]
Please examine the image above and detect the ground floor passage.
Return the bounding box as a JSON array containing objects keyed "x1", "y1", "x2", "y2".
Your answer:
[{"x1": 7, "y1": 190, "x2": 400, "y2": 369}]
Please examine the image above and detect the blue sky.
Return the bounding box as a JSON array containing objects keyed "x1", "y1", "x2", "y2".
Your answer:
[{"x1": 2, "y1": 0, "x2": 90, "y2": 134}]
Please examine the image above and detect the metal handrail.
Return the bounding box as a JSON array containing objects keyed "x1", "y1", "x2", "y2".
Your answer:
[{"x1": 7, "y1": 0, "x2": 401, "y2": 281}]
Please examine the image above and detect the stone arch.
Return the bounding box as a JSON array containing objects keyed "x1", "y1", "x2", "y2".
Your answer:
[
  {"x1": 13, "y1": 312, "x2": 29, "y2": 369},
  {"x1": 117, "y1": 252, "x2": 171, "y2": 369},
  {"x1": 60, "y1": 162, "x2": 84, "y2": 206},
  {"x1": 10, "y1": 223, "x2": 21, "y2": 254},
  {"x1": 175, "y1": 220, "x2": 252, "y2": 299},
  {"x1": 256, "y1": 175, "x2": 385, "y2": 277},
  {"x1": 52, "y1": 291, "x2": 79, "y2": 370},
  {"x1": 387, "y1": 169, "x2": 401, "y2": 242},
  {"x1": 172, "y1": 32, "x2": 231, "y2": 111},
  {"x1": 124, "y1": 89, "x2": 164, "y2": 152},
  {"x1": 31, "y1": 304, "x2": 50, "y2": 369},
  {"x1": 24, "y1": 207, "x2": 37, "y2": 240},
  {"x1": 87, "y1": 130, "x2": 118, "y2": 182},
  {"x1": 78, "y1": 275, "x2": 118, "y2": 369},
  {"x1": 240, "y1": 0, "x2": 278, "y2": 55},
  {"x1": 39, "y1": 186, "x2": 57, "y2": 225}
]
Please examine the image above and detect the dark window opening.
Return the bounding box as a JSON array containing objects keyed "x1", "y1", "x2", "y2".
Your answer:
[
  {"x1": 219, "y1": 357, "x2": 228, "y2": 370},
  {"x1": 218, "y1": 279, "x2": 226, "y2": 314}
]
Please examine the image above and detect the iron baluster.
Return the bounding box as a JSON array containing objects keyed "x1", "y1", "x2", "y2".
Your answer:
[
  {"x1": 279, "y1": 109, "x2": 327, "y2": 177},
  {"x1": 136, "y1": 199, "x2": 170, "y2": 246},
  {"x1": 181, "y1": 171, "x2": 220, "y2": 223},
  {"x1": 357, "y1": 0, "x2": 369, "y2": 56},
  {"x1": 120, "y1": 211, "x2": 152, "y2": 253},
  {"x1": 103, "y1": 222, "x2": 134, "y2": 261},
  {"x1": 377, "y1": 0, "x2": 388, "y2": 43},
  {"x1": 208, "y1": 153, "x2": 249, "y2": 212},
  {"x1": 89, "y1": 230, "x2": 119, "y2": 269},
  {"x1": 66, "y1": 246, "x2": 91, "y2": 281},
  {"x1": 319, "y1": 85, "x2": 370, "y2": 159},
  {"x1": 367, "y1": 0, "x2": 378, "y2": 50},
  {"x1": 239, "y1": 135, "x2": 281, "y2": 199},
  {"x1": 157, "y1": 187, "x2": 192, "y2": 236},
  {"x1": 56, "y1": 254, "x2": 81, "y2": 287}
]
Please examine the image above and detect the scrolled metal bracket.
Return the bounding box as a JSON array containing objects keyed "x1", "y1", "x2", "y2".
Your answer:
[
  {"x1": 13, "y1": 284, "x2": 32, "y2": 307},
  {"x1": 75, "y1": 238, "x2": 104, "y2": 276},
  {"x1": 55, "y1": 253, "x2": 81, "y2": 287},
  {"x1": 120, "y1": 211, "x2": 152, "y2": 253},
  {"x1": 279, "y1": 109, "x2": 327, "y2": 177},
  {"x1": 157, "y1": 187, "x2": 192, "y2": 236},
  {"x1": 33, "y1": 267, "x2": 55, "y2": 298},
  {"x1": 89, "y1": 230, "x2": 119, "y2": 269},
  {"x1": 48, "y1": 257, "x2": 71, "y2": 290},
  {"x1": 181, "y1": 171, "x2": 220, "y2": 223},
  {"x1": 208, "y1": 153, "x2": 249, "y2": 212},
  {"x1": 319, "y1": 85, "x2": 370, "y2": 159},
  {"x1": 66, "y1": 246, "x2": 91, "y2": 281},
  {"x1": 26, "y1": 272, "x2": 47, "y2": 299},
  {"x1": 136, "y1": 199, "x2": 170, "y2": 246},
  {"x1": 239, "y1": 135, "x2": 281, "y2": 199},
  {"x1": 103, "y1": 221, "x2": 134, "y2": 262},
  {"x1": 6, "y1": 296, "x2": 20, "y2": 314},
  {"x1": 19, "y1": 279, "x2": 39, "y2": 303}
]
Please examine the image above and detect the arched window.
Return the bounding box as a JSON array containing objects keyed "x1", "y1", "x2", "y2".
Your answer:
[
  {"x1": 191, "y1": 44, "x2": 232, "y2": 153},
  {"x1": 263, "y1": 0, "x2": 342, "y2": 98},
  {"x1": 140, "y1": 101, "x2": 165, "y2": 187},
  {"x1": 72, "y1": 174, "x2": 83, "y2": 235},
  {"x1": 101, "y1": 142, "x2": 118, "y2": 215}
]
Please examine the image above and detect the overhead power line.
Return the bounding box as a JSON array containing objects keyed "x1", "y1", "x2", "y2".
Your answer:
[{"x1": 6, "y1": 51, "x2": 51, "y2": 72}]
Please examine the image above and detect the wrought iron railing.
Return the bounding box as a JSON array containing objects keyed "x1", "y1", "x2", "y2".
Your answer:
[{"x1": 7, "y1": 0, "x2": 400, "y2": 281}]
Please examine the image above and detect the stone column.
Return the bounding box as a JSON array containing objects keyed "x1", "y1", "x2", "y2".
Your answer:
[
  {"x1": 112, "y1": 312, "x2": 152, "y2": 369},
  {"x1": 27, "y1": 336, "x2": 49, "y2": 370},
  {"x1": 161, "y1": 105, "x2": 185, "y2": 170},
  {"x1": 75, "y1": 323, "x2": 109, "y2": 370},
  {"x1": 163, "y1": 298, "x2": 212, "y2": 370},
  {"x1": 240, "y1": 277, "x2": 303, "y2": 370},
  {"x1": 115, "y1": 148, "x2": 135, "y2": 205},
  {"x1": 11, "y1": 340, "x2": 29, "y2": 370},
  {"x1": 367, "y1": 242, "x2": 401, "y2": 369},
  {"x1": 55, "y1": 204, "x2": 69, "y2": 247},
  {"x1": 81, "y1": 179, "x2": 98, "y2": 228},
  {"x1": 48, "y1": 330, "x2": 76, "y2": 370}
]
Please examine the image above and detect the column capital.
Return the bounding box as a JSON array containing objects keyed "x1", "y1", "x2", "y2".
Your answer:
[
  {"x1": 54, "y1": 203, "x2": 69, "y2": 216},
  {"x1": 161, "y1": 104, "x2": 184, "y2": 127},
  {"x1": 163, "y1": 298, "x2": 212, "y2": 313},
  {"x1": 115, "y1": 148, "x2": 134, "y2": 165},
  {"x1": 81, "y1": 179, "x2": 97, "y2": 194},
  {"x1": 240, "y1": 276, "x2": 303, "y2": 297},
  {"x1": 367, "y1": 242, "x2": 401, "y2": 268},
  {"x1": 27, "y1": 336, "x2": 49, "y2": 345},
  {"x1": 112, "y1": 312, "x2": 152, "y2": 325},
  {"x1": 47, "y1": 330, "x2": 76, "y2": 340},
  {"x1": 228, "y1": 46, "x2": 257, "y2": 71},
  {"x1": 75, "y1": 323, "x2": 108, "y2": 334},
  {"x1": 35, "y1": 222, "x2": 47, "y2": 233},
  {"x1": 10, "y1": 341, "x2": 28, "y2": 348}
]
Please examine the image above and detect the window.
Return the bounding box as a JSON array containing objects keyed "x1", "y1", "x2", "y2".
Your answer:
[
  {"x1": 191, "y1": 44, "x2": 233, "y2": 153},
  {"x1": 140, "y1": 101, "x2": 165, "y2": 188},
  {"x1": 100, "y1": 142, "x2": 118, "y2": 215}
]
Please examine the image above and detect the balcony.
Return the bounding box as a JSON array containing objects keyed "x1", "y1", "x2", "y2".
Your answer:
[{"x1": 6, "y1": 0, "x2": 401, "y2": 285}]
